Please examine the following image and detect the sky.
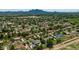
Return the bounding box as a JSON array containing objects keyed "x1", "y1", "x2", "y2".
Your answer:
[
  {"x1": 0, "y1": 9, "x2": 79, "y2": 12},
  {"x1": 44, "y1": 9, "x2": 79, "y2": 12}
]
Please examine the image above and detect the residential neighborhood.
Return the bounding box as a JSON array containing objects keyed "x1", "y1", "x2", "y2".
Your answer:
[{"x1": 0, "y1": 9, "x2": 79, "y2": 50}]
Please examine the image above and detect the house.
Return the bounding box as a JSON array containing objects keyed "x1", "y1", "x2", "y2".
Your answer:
[
  {"x1": 15, "y1": 44, "x2": 26, "y2": 50},
  {"x1": 29, "y1": 40, "x2": 41, "y2": 49},
  {"x1": 54, "y1": 34, "x2": 64, "y2": 39}
]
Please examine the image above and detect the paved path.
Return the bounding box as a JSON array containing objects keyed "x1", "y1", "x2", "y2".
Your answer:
[{"x1": 43, "y1": 37, "x2": 79, "y2": 50}]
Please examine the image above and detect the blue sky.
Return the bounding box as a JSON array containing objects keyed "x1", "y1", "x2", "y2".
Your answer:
[{"x1": 0, "y1": 9, "x2": 79, "y2": 12}]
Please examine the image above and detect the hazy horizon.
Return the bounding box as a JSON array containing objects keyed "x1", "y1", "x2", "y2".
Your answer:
[{"x1": 0, "y1": 9, "x2": 79, "y2": 12}]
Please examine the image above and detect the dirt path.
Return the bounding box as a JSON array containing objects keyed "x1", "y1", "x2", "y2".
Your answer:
[{"x1": 43, "y1": 37, "x2": 79, "y2": 50}]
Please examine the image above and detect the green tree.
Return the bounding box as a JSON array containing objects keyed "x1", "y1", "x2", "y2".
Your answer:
[
  {"x1": 53, "y1": 38, "x2": 57, "y2": 45},
  {"x1": 10, "y1": 45, "x2": 15, "y2": 50},
  {"x1": 47, "y1": 39, "x2": 53, "y2": 48}
]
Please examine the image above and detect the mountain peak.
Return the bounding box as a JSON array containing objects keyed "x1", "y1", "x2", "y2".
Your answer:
[
  {"x1": 29, "y1": 9, "x2": 45, "y2": 12},
  {"x1": 28, "y1": 9, "x2": 48, "y2": 14}
]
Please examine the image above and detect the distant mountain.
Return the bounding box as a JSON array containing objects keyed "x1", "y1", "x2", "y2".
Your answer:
[
  {"x1": 0, "y1": 9, "x2": 79, "y2": 16},
  {"x1": 0, "y1": 9, "x2": 51, "y2": 16},
  {"x1": 27, "y1": 9, "x2": 49, "y2": 14}
]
